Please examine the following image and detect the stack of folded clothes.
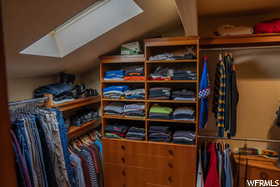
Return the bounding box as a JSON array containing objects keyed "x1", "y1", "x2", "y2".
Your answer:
[
  {"x1": 104, "y1": 102, "x2": 125, "y2": 115},
  {"x1": 34, "y1": 83, "x2": 99, "y2": 104},
  {"x1": 149, "y1": 126, "x2": 172, "y2": 142},
  {"x1": 149, "y1": 87, "x2": 171, "y2": 100},
  {"x1": 172, "y1": 130, "x2": 196, "y2": 144},
  {"x1": 70, "y1": 110, "x2": 99, "y2": 126},
  {"x1": 104, "y1": 70, "x2": 124, "y2": 80},
  {"x1": 105, "y1": 124, "x2": 129, "y2": 139},
  {"x1": 172, "y1": 107, "x2": 195, "y2": 121},
  {"x1": 126, "y1": 126, "x2": 145, "y2": 140},
  {"x1": 149, "y1": 105, "x2": 173, "y2": 119},
  {"x1": 150, "y1": 66, "x2": 172, "y2": 80},
  {"x1": 149, "y1": 52, "x2": 196, "y2": 61},
  {"x1": 171, "y1": 89, "x2": 196, "y2": 101},
  {"x1": 103, "y1": 85, "x2": 128, "y2": 99},
  {"x1": 172, "y1": 70, "x2": 197, "y2": 80},
  {"x1": 124, "y1": 66, "x2": 145, "y2": 81},
  {"x1": 124, "y1": 103, "x2": 145, "y2": 117},
  {"x1": 124, "y1": 88, "x2": 145, "y2": 99}
]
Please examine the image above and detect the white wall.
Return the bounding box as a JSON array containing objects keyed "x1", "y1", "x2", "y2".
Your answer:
[{"x1": 7, "y1": 76, "x2": 57, "y2": 101}]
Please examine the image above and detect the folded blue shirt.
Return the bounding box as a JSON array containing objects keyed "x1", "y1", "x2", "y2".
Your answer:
[{"x1": 103, "y1": 86, "x2": 129, "y2": 92}]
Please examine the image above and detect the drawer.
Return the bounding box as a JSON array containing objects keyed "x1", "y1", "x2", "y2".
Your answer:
[
  {"x1": 103, "y1": 139, "x2": 127, "y2": 153},
  {"x1": 104, "y1": 164, "x2": 126, "y2": 187},
  {"x1": 125, "y1": 140, "x2": 197, "y2": 158},
  {"x1": 104, "y1": 151, "x2": 126, "y2": 165},
  {"x1": 126, "y1": 154, "x2": 176, "y2": 170}
]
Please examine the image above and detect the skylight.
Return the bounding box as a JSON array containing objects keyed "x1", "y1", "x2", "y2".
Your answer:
[{"x1": 20, "y1": 0, "x2": 143, "y2": 58}]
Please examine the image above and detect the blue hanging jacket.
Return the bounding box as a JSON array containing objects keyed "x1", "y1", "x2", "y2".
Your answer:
[{"x1": 199, "y1": 57, "x2": 210, "y2": 128}]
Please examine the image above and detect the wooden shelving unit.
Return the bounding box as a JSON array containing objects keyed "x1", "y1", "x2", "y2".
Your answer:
[
  {"x1": 68, "y1": 119, "x2": 101, "y2": 139},
  {"x1": 100, "y1": 36, "x2": 199, "y2": 146},
  {"x1": 101, "y1": 41, "x2": 199, "y2": 187},
  {"x1": 46, "y1": 94, "x2": 101, "y2": 138}
]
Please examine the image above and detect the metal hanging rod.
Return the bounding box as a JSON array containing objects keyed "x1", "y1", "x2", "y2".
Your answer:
[
  {"x1": 200, "y1": 45, "x2": 280, "y2": 51},
  {"x1": 198, "y1": 135, "x2": 280, "y2": 143},
  {"x1": 9, "y1": 96, "x2": 49, "y2": 107}
]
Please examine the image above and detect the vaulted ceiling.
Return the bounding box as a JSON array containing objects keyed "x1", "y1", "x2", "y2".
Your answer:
[{"x1": 3, "y1": 0, "x2": 280, "y2": 78}]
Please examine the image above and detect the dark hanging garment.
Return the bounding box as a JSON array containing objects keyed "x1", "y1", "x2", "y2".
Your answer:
[
  {"x1": 213, "y1": 54, "x2": 226, "y2": 137},
  {"x1": 229, "y1": 61, "x2": 239, "y2": 136},
  {"x1": 224, "y1": 55, "x2": 232, "y2": 133}
]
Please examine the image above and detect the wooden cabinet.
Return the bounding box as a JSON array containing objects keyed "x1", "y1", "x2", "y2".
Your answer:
[
  {"x1": 103, "y1": 139, "x2": 197, "y2": 187},
  {"x1": 234, "y1": 155, "x2": 280, "y2": 187}
]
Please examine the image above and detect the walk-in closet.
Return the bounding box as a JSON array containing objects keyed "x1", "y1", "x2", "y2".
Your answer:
[{"x1": 1, "y1": 0, "x2": 280, "y2": 187}]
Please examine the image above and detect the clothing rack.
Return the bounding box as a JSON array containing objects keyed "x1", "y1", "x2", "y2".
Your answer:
[
  {"x1": 200, "y1": 45, "x2": 280, "y2": 51},
  {"x1": 199, "y1": 135, "x2": 280, "y2": 143},
  {"x1": 9, "y1": 96, "x2": 49, "y2": 106}
]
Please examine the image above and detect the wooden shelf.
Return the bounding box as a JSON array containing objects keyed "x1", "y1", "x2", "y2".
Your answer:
[
  {"x1": 144, "y1": 36, "x2": 199, "y2": 47},
  {"x1": 102, "y1": 137, "x2": 146, "y2": 143},
  {"x1": 146, "y1": 59, "x2": 197, "y2": 63},
  {"x1": 102, "y1": 98, "x2": 196, "y2": 103},
  {"x1": 147, "y1": 118, "x2": 196, "y2": 124},
  {"x1": 103, "y1": 115, "x2": 145, "y2": 121},
  {"x1": 50, "y1": 96, "x2": 101, "y2": 111},
  {"x1": 102, "y1": 98, "x2": 146, "y2": 102},
  {"x1": 68, "y1": 119, "x2": 101, "y2": 139},
  {"x1": 102, "y1": 137, "x2": 197, "y2": 147},
  {"x1": 200, "y1": 33, "x2": 280, "y2": 48},
  {"x1": 147, "y1": 80, "x2": 197, "y2": 83},
  {"x1": 147, "y1": 99, "x2": 197, "y2": 104},
  {"x1": 102, "y1": 80, "x2": 145, "y2": 83},
  {"x1": 100, "y1": 54, "x2": 144, "y2": 63}
]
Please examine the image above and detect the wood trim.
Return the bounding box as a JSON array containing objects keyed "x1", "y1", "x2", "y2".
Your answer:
[
  {"x1": 100, "y1": 54, "x2": 145, "y2": 63},
  {"x1": 0, "y1": 2, "x2": 18, "y2": 185}
]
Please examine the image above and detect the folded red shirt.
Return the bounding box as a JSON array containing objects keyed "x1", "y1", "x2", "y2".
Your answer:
[
  {"x1": 255, "y1": 19, "x2": 280, "y2": 34},
  {"x1": 124, "y1": 76, "x2": 145, "y2": 81}
]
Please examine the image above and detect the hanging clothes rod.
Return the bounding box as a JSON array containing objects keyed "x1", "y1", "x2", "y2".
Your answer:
[
  {"x1": 200, "y1": 45, "x2": 280, "y2": 51},
  {"x1": 198, "y1": 135, "x2": 280, "y2": 143},
  {"x1": 9, "y1": 96, "x2": 49, "y2": 106}
]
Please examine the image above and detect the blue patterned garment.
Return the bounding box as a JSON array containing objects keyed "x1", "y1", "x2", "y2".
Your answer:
[{"x1": 199, "y1": 57, "x2": 210, "y2": 128}]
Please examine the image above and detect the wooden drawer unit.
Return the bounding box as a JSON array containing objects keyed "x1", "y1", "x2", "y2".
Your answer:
[
  {"x1": 104, "y1": 164, "x2": 126, "y2": 187},
  {"x1": 234, "y1": 155, "x2": 280, "y2": 187},
  {"x1": 103, "y1": 139, "x2": 197, "y2": 187}
]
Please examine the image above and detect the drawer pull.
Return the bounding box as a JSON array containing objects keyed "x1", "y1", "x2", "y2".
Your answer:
[
  {"x1": 121, "y1": 157, "x2": 126, "y2": 163},
  {"x1": 122, "y1": 170, "x2": 126, "y2": 176},
  {"x1": 168, "y1": 176, "x2": 173, "y2": 183},
  {"x1": 168, "y1": 162, "x2": 173, "y2": 168},
  {"x1": 121, "y1": 145, "x2": 126, "y2": 151},
  {"x1": 168, "y1": 150, "x2": 174, "y2": 156},
  {"x1": 260, "y1": 172, "x2": 269, "y2": 180}
]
